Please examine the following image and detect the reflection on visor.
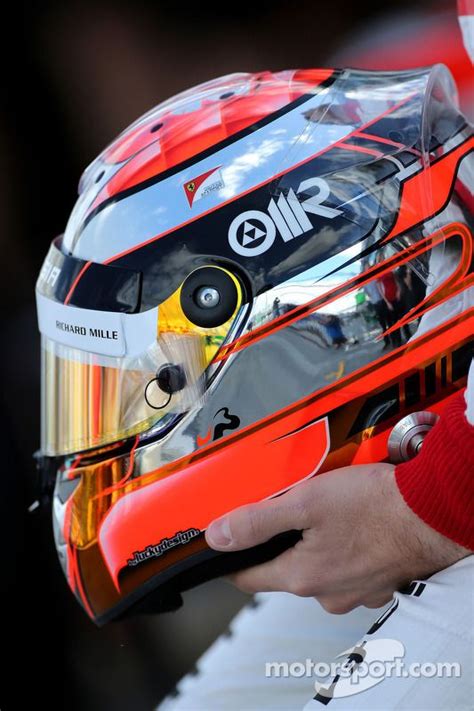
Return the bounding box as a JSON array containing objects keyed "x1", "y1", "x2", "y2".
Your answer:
[
  {"x1": 40, "y1": 267, "x2": 243, "y2": 456},
  {"x1": 41, "y1": 334, "x2": 206, "y2": 456}
]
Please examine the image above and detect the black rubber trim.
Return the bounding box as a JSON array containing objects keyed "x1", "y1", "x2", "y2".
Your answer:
[{"x1": 95, "y1": 529, "x2": 302, "y2": 626}]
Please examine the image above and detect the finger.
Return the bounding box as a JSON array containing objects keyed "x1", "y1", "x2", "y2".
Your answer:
[
  {"x1": 363, "y1": 591, "x2": 394, "y2": 609},
  {"x1": 227, "y1": 546, "x2": 303, "y2": 594},
  {"x1": 205, "y1": 485, "x2": 311, "y2": 551},
  {"x1": 316, "y1": 594, "x2": 361, "y2": 615}
]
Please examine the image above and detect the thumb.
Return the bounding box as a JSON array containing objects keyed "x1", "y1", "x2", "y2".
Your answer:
[{"x1": 205, "y1": 485, "x2": 310, "y2": 551}]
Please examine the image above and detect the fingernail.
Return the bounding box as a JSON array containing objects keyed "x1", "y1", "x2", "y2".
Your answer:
[{"x1": 206, "y1": 517, "x2": 232, "y2": 548}]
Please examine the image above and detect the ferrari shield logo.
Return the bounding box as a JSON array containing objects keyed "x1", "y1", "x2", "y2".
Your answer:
[{"x1": 183, "y1": 166, "x2": 224, "y2": 206}]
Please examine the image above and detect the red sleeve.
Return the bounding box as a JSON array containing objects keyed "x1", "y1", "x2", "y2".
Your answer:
[{"x1": 395, "y1": 390, "x2": 474, "y2": 551}]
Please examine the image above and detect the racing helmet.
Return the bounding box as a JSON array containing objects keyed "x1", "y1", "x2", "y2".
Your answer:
[{"x1": 36, "y1": 66, "x2": 473, "y2": 624}]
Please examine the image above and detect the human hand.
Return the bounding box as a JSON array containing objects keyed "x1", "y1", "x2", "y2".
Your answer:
[{"x1": 205, "y1": 463, "x2": 469, "y2": 613}]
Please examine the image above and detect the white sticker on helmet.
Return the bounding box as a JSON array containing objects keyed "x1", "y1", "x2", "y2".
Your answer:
[{"x1": 36, "y1": 291, "x2": 158, "y2": 357}]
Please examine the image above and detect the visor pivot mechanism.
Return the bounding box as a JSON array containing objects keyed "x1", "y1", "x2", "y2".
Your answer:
[
  {"x1": 387, "y1": 411, "x2": 439, "y2": 463},
  {"x1": 181, "y1": 266, "x2": 239, "y2": 327},
  {"x1": 196, "y1": 286, "x2": 220, "y2": 309}
]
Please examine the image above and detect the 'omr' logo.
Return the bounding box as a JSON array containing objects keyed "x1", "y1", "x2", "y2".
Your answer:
[{"x1": 228, "y1": 177, "x2": 341, "y2": 257}]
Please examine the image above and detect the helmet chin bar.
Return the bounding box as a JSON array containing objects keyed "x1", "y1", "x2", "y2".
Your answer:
[{"x1": 103, "y1": 530, "x2": 302, "y2": 625}]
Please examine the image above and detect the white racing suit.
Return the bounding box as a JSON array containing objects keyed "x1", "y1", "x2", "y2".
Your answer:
[{"x1": 159, "y1": 557, "x2": 473, "y2": 711}]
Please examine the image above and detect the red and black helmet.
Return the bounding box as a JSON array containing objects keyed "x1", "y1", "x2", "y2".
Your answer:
[{"x1": 36, "y1": 66, "x2": 473, "y2": 624}]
